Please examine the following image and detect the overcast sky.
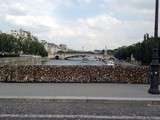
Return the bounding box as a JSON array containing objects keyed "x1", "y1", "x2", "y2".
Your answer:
[{"x1": 0, "y1": 0, "x2": 156, "y2": 50}]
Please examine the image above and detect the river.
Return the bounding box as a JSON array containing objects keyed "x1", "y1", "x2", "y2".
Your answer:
[{"x1": 0, "y1": 57, "x2": 107, "y2": 66}]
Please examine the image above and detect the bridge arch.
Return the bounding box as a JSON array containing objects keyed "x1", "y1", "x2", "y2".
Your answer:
[
  {"x1": 55, "y1": 55, "x2": 60, "y2": 60},
  {"x1": 64, "y1": 55, "x2": 89, "y2": 60}
]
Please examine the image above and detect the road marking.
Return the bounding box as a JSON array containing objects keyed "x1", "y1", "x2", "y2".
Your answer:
[
  {"x1": 0, "y1": 114, "x2": 160, "y2": 120},
  {"x1": 0, "y1": 96, "x2": 160, "y2": 102}
]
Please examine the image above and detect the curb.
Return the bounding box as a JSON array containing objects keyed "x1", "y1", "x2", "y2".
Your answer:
[{"x1": 0, "y1": 96, "x2": 160, "y2": 104}]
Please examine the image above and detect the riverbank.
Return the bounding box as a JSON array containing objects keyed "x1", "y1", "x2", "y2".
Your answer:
[
  {"x1": 0, "y1": 57, "x2": 49, "y2": 65},
  {"x1": 0, "y1": 53, "x2": 19, "y2": 58}
]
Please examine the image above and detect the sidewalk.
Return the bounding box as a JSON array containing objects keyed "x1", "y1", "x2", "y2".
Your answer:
[{"x1": 0, "y1": 83, "x2": 159, "y2": 102}]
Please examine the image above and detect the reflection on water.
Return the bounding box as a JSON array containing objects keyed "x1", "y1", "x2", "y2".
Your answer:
[
  {"x1": 0, "y1": 57, "x2": 106, "y2": 66},
  {"x1": 44, "y1": 60, "x2": 106, "y2": 66}
]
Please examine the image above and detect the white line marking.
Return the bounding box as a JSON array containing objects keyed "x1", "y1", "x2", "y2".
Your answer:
[
  {"x1": 0, "y1": 96, "x2": 160, "y2": 102},
  {"x1": 0, "y1": 114, "x2": 160, "y2": 120}
]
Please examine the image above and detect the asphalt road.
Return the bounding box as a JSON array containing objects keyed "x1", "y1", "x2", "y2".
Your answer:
[{"x1": 0, "y1": 99, "x2": 160, "y2": 120}]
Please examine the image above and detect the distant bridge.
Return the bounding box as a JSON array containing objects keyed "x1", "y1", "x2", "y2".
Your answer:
[
  {"x1": 64, "y1": 55, "x2": 89, "y2": 60},
  {"x1": 51, "y1": 51, "x2": 114, "y2": 60}
]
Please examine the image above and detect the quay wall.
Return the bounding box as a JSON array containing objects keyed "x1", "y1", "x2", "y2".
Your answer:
[{"x1": 0, "y1": 65, "x2": 149, "y2": 84}]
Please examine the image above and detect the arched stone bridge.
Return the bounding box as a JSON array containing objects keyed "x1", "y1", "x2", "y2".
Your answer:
[{"x1": 52, "y1": 51, "x2": 114, "y2": 60}]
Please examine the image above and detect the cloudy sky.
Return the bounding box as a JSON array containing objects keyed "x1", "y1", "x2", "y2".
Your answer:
[{"x1": 0, "y1": 0, "x2": 156, "y2": 50}]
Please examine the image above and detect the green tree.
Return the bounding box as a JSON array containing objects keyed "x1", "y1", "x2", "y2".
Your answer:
[
  {"x1": 0, "y1": 30, "x2": 48, "y2": 57},
  {"x1": 113, "y1": 35, "x2": 160, "y2": 65},
  {"x1": 0, "y1": 33, "x2": 19, "y2": 54}
]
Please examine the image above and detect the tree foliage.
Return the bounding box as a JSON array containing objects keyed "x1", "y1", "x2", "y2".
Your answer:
[
  {"x1": 0, "y1": 33, "x2": 19, "y2": 54},
  {"x1": 113, "y1": 34, "x2": 160, "y2": 65},
  {"x1": 0, "y1": 31, "x2": 48, "y2": 57}
]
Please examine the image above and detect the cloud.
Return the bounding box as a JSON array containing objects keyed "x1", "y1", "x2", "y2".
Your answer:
[
  {"x1": 0, "y1": 0, "x2": 156, "y2": 50},
  {"x1": 72, "y1": 15, "x2": 153, "y2": 50},
  {"x1": 41, "y1": 14, "x2": 153, "y2": 50},
  {"x1": 6, "y1": 15, "x2": 59, "y2": 28},
  {"x1": 103, "y1": 0, "x2": 154, "y2": 20}
]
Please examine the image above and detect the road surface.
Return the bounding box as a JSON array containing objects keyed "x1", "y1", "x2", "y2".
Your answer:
[
  {"x1": 0, "y1": 99, "x2": 160, "y2": 120},
  {"x1": 0, "y1": 83, "x2": 159, "y2": 99},
  {"x1": 0, "y1": 83, "x2": 160, "y2": 120}
]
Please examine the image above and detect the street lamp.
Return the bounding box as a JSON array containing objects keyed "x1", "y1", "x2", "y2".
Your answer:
[{"x1": 148, "y1": 0, "x2": 160, "y2": 94}]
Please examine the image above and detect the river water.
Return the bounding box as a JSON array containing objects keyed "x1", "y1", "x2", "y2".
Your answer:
[{"x1": 0, "y1": 57, "x2": 107, "y2": 66}]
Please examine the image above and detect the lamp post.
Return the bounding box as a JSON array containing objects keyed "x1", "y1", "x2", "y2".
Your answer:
[{"x1": 148, "y1": 0, "x2": 160, "y2": 94}]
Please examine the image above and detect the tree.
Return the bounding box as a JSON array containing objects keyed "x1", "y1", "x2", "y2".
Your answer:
[
  {"x1": 113, "y1": 34, "x2": 160, "y2": 65},
  {"x1": 0, "y1": 33, "x2": 19, "y2": 54},
  {"x1": 0, "y1": 30, "x2": 48, "y2": 57}
]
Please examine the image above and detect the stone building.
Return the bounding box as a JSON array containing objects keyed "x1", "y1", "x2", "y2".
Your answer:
[
  {"x1": 45, "y1": 43, "x2": 61, "y2": 58},
  {"x1": 59, "y1": 44, "x2": 67, "y2": 51},
  {"x1": 10, "y1": 29, "x2": 31, "y2": 39}
]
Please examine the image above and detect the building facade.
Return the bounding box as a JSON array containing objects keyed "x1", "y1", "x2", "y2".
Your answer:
[
  {"x1": 10, "y1": 29, "x2": 31, "y2": 39},
  {"x1": 45, "y1": 43, "x2": 60, "y2": 58}
]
